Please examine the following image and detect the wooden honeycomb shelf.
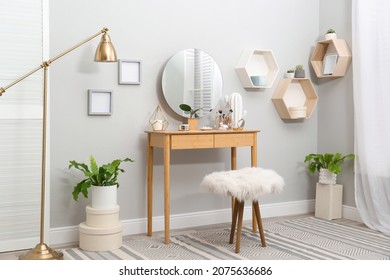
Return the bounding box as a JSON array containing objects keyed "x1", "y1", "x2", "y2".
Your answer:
[
  {"x1": 235, "y1": 49, "x2": 279, "y2": 89},
  {"x1": 272, "y1": 78, "x2": 318, "y2": 119},
  {"x1": 310, "y1": 38, "x2": 352, "y2": 78}
]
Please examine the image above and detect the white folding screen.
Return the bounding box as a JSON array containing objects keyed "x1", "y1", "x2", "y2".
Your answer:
[{"x1": 0, "y1": 0, "x2": 48, "y2": 252}]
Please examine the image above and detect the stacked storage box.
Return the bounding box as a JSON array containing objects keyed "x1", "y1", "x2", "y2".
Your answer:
[{"x1": 79, "y1": 205, "x2": 122, "y2": 251}]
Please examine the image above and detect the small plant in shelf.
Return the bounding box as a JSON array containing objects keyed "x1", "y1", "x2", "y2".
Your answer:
[
  {"x1": 326, "y1": 28, "x2": 336, "y2": 34},
  {"x1": 325, "y1": 28, "x2": 337, "y2": 40},
  {"x1": 294, "y1": 65, "x2": 305, "y2": 78},
  {"x1": 286, "y1": 69, "x2": 295, "y2": 79}
]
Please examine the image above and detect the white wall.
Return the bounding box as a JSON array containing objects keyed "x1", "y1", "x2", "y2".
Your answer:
[
  {"x1": 49, "y1": 0, "x2": 328, "y2": 231},
  {"x1": 317, "y1": 0, "x2": 355, "y2": 207}
]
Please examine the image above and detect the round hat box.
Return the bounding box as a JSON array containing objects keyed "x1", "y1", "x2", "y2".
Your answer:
[
  {"x1": 85, "y1": 205, "x2": 120, "y2": 228},
  {"x1": 79, "y1": 222, "x2": 122, "y2": 251}
]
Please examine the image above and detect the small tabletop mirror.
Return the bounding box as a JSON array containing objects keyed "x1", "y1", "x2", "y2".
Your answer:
[{"x1": 162, "y1": 48, "x2": 223, "y2": 118}]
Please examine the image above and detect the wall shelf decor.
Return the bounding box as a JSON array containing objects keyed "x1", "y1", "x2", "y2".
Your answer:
[
  {"x1": 272, "y1": 78, "x2": 318, "y2": 120},
  {"x1": 310, "y1": 38, "x2": 352, "y2": 78},
  {"x1": 235, "y1": 49, "x2": 279, "y2": 89}
]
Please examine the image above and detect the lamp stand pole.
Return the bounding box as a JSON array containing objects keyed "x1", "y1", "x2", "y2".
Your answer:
[
  {"x1": 0, "y1": 27, "x2": 117, "y2": 260},
  {"x1": 19, "y1": 65, "x2": 63, "y2": 260}
]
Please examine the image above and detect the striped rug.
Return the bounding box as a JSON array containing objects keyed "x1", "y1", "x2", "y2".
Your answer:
[{"x1": 63, "y1": 216, "x2": 390, "y2": 260}]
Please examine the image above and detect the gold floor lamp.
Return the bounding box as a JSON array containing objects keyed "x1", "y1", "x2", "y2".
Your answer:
[{"x1": 0, "y1": 27, "x2": 117, "y2": 260}]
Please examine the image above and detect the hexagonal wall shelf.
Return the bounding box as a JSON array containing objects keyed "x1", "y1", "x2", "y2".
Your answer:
[
  {"x1": 272, "y1": 78, "x2": 318, "y2": 120},
  {"x1": 235, "y1": 49, "x2": 279, "y2": 89},
  {"x1": 310, "y1": 38, "x2": 352, "y2": 78}
]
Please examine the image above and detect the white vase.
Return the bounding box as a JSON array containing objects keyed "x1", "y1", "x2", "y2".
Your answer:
[
  {"x1": 91, "y1": 184, "x2": 117, "y2": 209},
  {"x1": 230, "y1": 92, "x2": 243, "y2": 129},
  {"x1": 318, "y1": 168, "x2": 337, "y2": 185}
]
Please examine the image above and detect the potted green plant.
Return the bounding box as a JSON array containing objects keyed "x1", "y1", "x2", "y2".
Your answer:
[
  {"x1": 286, "y1": 69, "x2": 295, "y2": 79},
  {"x1": 179, "y1": 103, "x2": 202, "y2": 130},
  {"x1": 304, "y1": 152, "x2": 355, "y2": 184},
  {"x1": 294, "y1": 65, "x2": 305, "y2": 78},
  {"x1": 69, "y1": 155, "x2": 134, "y2": 209},
  {"x1": 325, "y1": 28, "x2": 337, "y2": 40},
  {"x1": 179, "y1": 103, "x2": 202, "y2": 118}
]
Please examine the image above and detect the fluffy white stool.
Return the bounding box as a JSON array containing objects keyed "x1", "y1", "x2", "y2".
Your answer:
[{"x1": 200, "y1": 167, "x2": 284, "y2": 253}]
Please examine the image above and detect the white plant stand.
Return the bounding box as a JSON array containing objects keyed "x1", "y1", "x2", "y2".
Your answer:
[{"x1": 315, "y1": 183, "x2": 343, "y2": 220}]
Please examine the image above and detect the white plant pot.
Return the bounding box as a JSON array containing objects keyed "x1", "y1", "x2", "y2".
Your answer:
[
  {"x1": 91, "y1": 184, "x2": 117, "y2": 209},
  {"x1": 285, "y1": 72, "x2": 295, "y2": 79},
  {"x1": 324, "y1": 33, "x2": 337, "y2": 40},
  {"x1": 319, "y1": 168, "x2": 337, "y2": 185}
]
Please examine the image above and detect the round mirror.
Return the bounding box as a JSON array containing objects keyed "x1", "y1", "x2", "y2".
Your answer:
[{"x1": 162, "y1": 49, "x2": 223, "y2": 118}]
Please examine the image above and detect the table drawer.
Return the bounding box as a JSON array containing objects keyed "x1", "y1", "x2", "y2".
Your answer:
[
  {"x1": 171, "y1": 135, "x2": 214, "y2": 149},
  {"x1": 214, "y1": 133, "x2": 255, "y2": 147}
]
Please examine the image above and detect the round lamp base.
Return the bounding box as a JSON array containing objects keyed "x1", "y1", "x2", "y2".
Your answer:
[{"x1": 19, "y1": 243, "x2": 64, "y2": 260}]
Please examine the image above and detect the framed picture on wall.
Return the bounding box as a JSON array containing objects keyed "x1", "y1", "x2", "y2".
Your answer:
[
  {"x1": 118, "y1": 59, "x2": 141, "y2": 85},
  {"x1": 88, "y1": 89, "x2": 112, "y2": 116}
]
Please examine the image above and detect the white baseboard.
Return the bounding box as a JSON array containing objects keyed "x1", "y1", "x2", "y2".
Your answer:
[
  {"x1": 342, "y1": 205, "x2": 363, "y2": 222},
  {"x1": 49, "y1": 199, "x2": 316, "y2": 246}
]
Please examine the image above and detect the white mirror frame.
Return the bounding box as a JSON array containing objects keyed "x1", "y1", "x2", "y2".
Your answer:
[{"x1": 161, "y1": 49, "x2": 223, "y2": 118}]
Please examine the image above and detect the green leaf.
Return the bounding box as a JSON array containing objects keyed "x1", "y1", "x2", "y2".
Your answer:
[
  {"x1": 72, "y1": 179, "x2": 91, "y2": 201},
  {"x1": 308, "y1": 162, "x2": 316, "y2": 174},
  {"x1": 328, "y1": 163, "x2": 341, "y2": 174},
  {"x1": 68, "y1": 160, "x2": 90, "y2": 173},
  {"x1": 179, "y1": 104, "x2": 192, "y2": 112},
  {"x1": 90, "y1": 155, "x2": 99, "y2": 175}
]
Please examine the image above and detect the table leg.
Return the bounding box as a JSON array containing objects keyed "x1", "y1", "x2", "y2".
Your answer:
[
  {"x1": 147, "y1": 136, "x2": 153, "y2": 236},
  {"x1": 163, "y1": 136, "x2": 171, "y2": 244},
  {"x1": 251, "y1": 134, "x2": 258, "y2": 232},
  {"x1": 231, "y1": 147, "x2": 237, "y2": 221}
]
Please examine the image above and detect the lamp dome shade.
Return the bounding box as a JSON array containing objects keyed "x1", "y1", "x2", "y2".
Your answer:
[{"x1": 94, "y1": 33, "x2": 117, "y2": 62}]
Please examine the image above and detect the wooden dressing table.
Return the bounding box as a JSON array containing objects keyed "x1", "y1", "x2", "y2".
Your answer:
[{"x1": 146, "y1": 129, "x2": 260, "y2": 244}]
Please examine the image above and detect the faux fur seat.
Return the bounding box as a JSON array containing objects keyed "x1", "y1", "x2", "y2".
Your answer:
[{"x1": 200, "y1": 167, "x2": 284, "y2": 253}]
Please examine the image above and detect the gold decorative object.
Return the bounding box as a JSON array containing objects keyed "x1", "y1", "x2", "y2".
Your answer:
[
  {"x1": 0, "y1": 27, "x2": 117, "y2": 260},
  {"x1": 149, "y1": 105, "x2": 168, "y2": 131}
]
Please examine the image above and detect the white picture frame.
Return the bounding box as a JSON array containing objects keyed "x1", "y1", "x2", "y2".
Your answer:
[
  {"x1": 322, "y1": 53, "x2": 338, "y2": 75},
  {"x1": 118, "y1": 59, "x2": 141, "y2": 85},
  {"x1": 88, "y1": 89, "x2": 112, "y2": 116}
]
